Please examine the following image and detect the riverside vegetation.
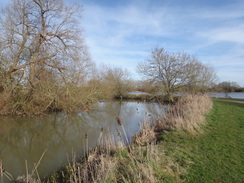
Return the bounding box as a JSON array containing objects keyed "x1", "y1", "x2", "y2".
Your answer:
[
  {"x1": 1, "y1": 95, "x2": 243, "y2": 182},
  {"x1": 45, "y1": 96, "x2": 242, "y2": 183},
  {"x1": 1, "y1": 0, "x2": 243, "y2": 182},
  {"x1": 4, "y1": 94, "x2": 214, "y2": 182}
]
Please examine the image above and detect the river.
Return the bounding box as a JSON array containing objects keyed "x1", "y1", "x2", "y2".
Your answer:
[
  {"x1": 0, "y1": 101, "x2": 167, "y2": 182},
  {"x1": 128, "y1": 92, "x2": 244, "y2": 99},
  {"x1": 207, "y1": 92, "x2": 244, "y2": 99}
]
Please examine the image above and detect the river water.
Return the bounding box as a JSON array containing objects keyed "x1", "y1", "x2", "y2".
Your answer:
[
  {"x1": 207, "y1": 92, "x2": 244, "y2": 99},
  {"x1": 0, "y1": 101, "x2": 167, "y2": 181},
  {"x1": 129, "y1": 92, "x2": 244, "y2": 99}
]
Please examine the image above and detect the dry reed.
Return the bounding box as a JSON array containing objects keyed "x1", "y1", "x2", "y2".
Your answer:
[
  {"x1": 62, "y1": 136, "x2": 162, "y2": 183},
  {"x1": 133, "y1": 121, "x2": 156, "y2": 146},
  {"x1": 62, "y1": 133, "x2": 122, "y2": 183},
  {"x1": 0, "y1": 158, "x2": 3, "y2": 183},
  {"x1": 156, "y1": 94, "x2": 213, "y2": 132},
  {"x1": 15, "y1": 150, "x2": 47, "y2": 183}
]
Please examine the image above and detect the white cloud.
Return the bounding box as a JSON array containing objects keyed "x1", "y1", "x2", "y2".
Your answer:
[
  {"x1": 199, "y1": 25, "x2": 244, "y2": 44},
  {"x1": 82, "y1": 1, "x2": 244, "y2": 86},
  {"x1": 1, "y1": 0, "x2": 243, "y2": 85}
]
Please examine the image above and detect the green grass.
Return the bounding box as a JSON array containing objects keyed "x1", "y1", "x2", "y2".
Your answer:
[{"x1": 158, "y1": 100, "x2": 244, "y2": 183}]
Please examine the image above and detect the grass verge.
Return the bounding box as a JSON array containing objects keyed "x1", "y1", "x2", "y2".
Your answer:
[{"x1": 159, "y1": 100, "x2": 244, "y2": 182}]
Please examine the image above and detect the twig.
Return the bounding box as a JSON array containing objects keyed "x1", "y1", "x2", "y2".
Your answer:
[
  {"x1": 31, "y1": 149, "x2": 48, "y2": 175},
  {"x1": 0, "y1": 158, "x2": 3, "y2": 183},
  {"x1": 3, "y1": 171, "x2": 13, "y2": 181},
  {"x1": 25, "y1": 160, "x2": 28, "y2": 183}
]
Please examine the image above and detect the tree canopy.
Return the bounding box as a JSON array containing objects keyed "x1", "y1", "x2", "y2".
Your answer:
[
  {"x1": 137, "y1": 47, "x2": 217, "y2": 101},
  {"x1": 0, "y1": 0, "x2": 92, "y2": 87},
  {"x1": 0, "y1": 0, "x2": 95, "y2": 115}
]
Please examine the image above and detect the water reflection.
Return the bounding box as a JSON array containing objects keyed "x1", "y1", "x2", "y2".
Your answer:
[{"x1": 0, "y1": 101, "x2": 167, "y2": 181}]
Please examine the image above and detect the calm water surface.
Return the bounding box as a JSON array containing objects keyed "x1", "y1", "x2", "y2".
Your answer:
[
  {"x1": 207, "y1": 92, "x2": 244, "y2": 99},
  {"x1": 0, "y1": 101, "x2": 167, "y2": 181},
  {"x1": 129, "y1": 92, "x2": 244, "y2": 99}
]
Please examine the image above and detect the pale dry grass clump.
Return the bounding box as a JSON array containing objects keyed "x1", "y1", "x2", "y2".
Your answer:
[
  {"x1": 156, "y1": 94, "x2": 213, "y2": 132},
  {"x1": 49, "y1": 132, "x2": 163, "y2": 183},
  {"x1": 116, "y1": 144, "x2": 161, "y2": 183},
  {"x1": 66, "y1": 147, "x2": 119, "y2": 183},
  {"x1": 47, "y1": 133, "x2": 122, "y2": 183},
  {"x1": 133, "y1": 121, "x2": 156, "y2": 146}
]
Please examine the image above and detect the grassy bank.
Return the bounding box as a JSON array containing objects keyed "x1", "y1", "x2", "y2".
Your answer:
[
  {"x1": 10, "y1": 97, "x2": 244, "y2": 182},
  {"x1": 159, "y1": 100, "x2": 244, "y2": 182}
]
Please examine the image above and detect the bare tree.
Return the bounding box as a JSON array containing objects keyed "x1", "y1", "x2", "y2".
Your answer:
[
  {"x1": 0, "y1": 0, "x2": 94, "y2": 115},
  {"x1": 95, "y1": 65, "x2": 132, "y2": 99},
  {"x1": 137, "y1": 47, "x2": 217, "y2": 101},
  {"x1": 0, "y1": 0, "x2": 91, "y2": 88},
  {"x1": 217, "y1": 81, "x2": 240, "y2": 92}
]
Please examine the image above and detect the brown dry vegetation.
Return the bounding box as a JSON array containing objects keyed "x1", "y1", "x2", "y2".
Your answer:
[
  {"x1": 156, "y1": 94, "x2": 213, "y2": 132},
  {"x1": 3, "y1": 94, "x2": 212, "y2": 182},
  {"x1": 38, "y1": 94, "x2": 212, "y2": 183},
  {"x1": 0, "y1": 84, "x2": 99, "y2": 116}
]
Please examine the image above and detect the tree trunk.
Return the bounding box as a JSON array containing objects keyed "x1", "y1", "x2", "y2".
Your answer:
[
  {"x1": 29, "y1": 62, "x2": 36, "y2": 87},
  {"x1": 165, "y1": 90, "x2": 174, "y2": 103}
]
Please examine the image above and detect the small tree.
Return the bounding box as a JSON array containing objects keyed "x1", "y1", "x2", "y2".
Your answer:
[
  {"x1": 98, "y1": 65, "x2": 131, "y2": 99},
  {"x1": 137, "y1": 47, "x2": 217, "y2": 102}
]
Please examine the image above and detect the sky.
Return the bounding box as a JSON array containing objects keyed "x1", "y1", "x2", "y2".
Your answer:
[{"x1": 0, "y1": 0, "x2": 244, "y2": 86}]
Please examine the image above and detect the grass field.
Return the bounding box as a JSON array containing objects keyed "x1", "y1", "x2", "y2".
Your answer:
[{"x1": 159, "y1": 100, "x2": 244, "y2": 182}]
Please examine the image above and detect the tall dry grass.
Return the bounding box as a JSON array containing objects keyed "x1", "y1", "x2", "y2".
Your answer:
[
  {"x1": 156, "y1": 94, "x2": 213, "y2": 132},
  {"x1": 51, "y1": 138, "x2": 162, "y2": 183},
  {"x1": 47, "y1": 121, "x2": 162, "y2": 183},
  {"x1": 133, "y1": 121, "x2": 156, "y2": 146}
]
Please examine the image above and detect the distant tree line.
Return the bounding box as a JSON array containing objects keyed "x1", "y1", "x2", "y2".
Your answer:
[{"x1": 211, "y1": 81, "x2": 244, "y2": 93}]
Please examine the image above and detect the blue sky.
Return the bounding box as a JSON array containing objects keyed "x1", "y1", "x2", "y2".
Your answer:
[{"x1": 1, "y1": 0, "x2": 244, "y2": 86}]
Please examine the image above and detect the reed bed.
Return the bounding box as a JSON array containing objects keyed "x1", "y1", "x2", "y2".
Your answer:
[
  {"x1": 133, "y1": 121, "x2": 156, "y2": 146},
  {"x1": 47, "y1": 121, "x2": 162, "y2": 183},
  {"x1": 50, "y1": 137, "x2": 162, "y2": 183}
]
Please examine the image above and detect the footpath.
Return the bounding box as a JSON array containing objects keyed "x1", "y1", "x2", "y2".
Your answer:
[{"x1": 215, "y1": 98, "x2": 244, "y2": 104}]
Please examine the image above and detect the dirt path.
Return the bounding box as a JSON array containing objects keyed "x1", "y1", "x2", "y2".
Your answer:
[{"x1": 215, "y1": 99, "x2": 244, "y2": 104}]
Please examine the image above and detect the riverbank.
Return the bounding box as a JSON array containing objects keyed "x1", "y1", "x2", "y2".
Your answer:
[
  {"x1": 44, "y1": 95, "x2": 213, "y2": 182},
  {"x1": 54, "y1": 98, "x2": 242, "y2": 182},
  {"x1": 5, "y1": 97, "x2": 243, "y2": 182}
]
